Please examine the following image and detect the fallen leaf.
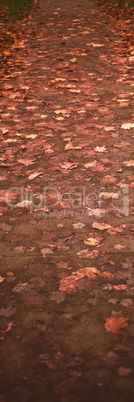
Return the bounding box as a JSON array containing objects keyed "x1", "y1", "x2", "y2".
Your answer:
[
  {"x1": 84, "y1": 237, "x2": 100, "y2": 246},
  {"x1": 18, "y1": 158, "x2": 35, "y2": 166},
  {"x1": 5, "y1": 321, "x2": 14, "y2": 333},
  {"x1": 90, "y1": 42, "x2": 104, "y2": 47},
  {"x1": 13, "y1": 246, "x2": 25, "y2": 253},
  {"x1": 94, "y1": 146, "x2": 107, "y2": 153},
  {"x1": 105, "y1": 316, "x2": 128, "y2": 334},
  {"x1": 70, "y1": 58, "x2": 77, "y2": 62},
  {"x1": 121, "y1": 123, "x2": 134, "y2": 129},
  {"x1": 16, "y1": 200, "x2": 32, "y2": 208},
  {"x1": 41, "y1": 247, "x2": 54, "y2": 257},
  {"x1": 28, "y1": 171, "x2": 42, "y2": 180},
  {"x1": 117, "y1": 99, "x2": 129, "y2": 103},
  {"x1": 114, "y1": 244, "x2": 125, "y2": 250},
  {"x1": 0, "y1": 276, "x2": 4, "y2": 283},
  {"x1": 59, "y1": 266, "x2": 113, "y2": 292},
  {"x1": 60, "y1": 160, "x2": 78, "y2": 171},
  {"x1": 64, "y1": 141, "x2": 73, "y2": 151},
  {"x1": 123, "y1": 160, "x2": 134, "y2": 167},
  {"x1": 92, "y1": 222, "x2": 112, "y2": 230},
  {"x1": 4, "y1": 138, "x2": 17, "y2": 143},
  {"x1": 56, "y1": 116, "x2": 65, "y2": 121},
  {"x1": 26, "y1": 134, "x2": 37, "y2": 139},
  {"x1": 114, "y1": 284, "x2": 127, "y2": 290},
  {"x1": 73, "y1": 222, "x2": 85, "y2": 229},
  {"x1": 77, "y1": 249, "x2": 99, "y2": 258},
  {"x1": 104, "y1": 126, "x2": 115, "y2": 131}
]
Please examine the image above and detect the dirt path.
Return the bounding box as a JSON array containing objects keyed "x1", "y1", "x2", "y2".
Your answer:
[{"x1": 0, "y1": 0, "x2": 134, "y2": 401}]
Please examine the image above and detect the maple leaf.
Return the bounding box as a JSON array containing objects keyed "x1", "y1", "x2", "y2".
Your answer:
[
  {"x1": 84, "y1": 237, "x2": 100, "y2": 246},
  {"x1": 77, "y1": 248, "x2": 99, "y2": 258},
  {"x1": 92, "y1": 222, "x2": 112, "y2": 230},
  {"x1": 60, "y1": 160, "x2": 78, "y2": 171},
  {"x1": 59, "y1": 266, "x2": 113, "y2": 293},
  {"x1": 0, "y1": 276, "x2": 4, "y2": 283},
  {"x1": 105, "y1": 316, "x2": 128, "y2": 334},
  {"x1": 18, "y1": 158, "x2": 35, "y2": 166}
]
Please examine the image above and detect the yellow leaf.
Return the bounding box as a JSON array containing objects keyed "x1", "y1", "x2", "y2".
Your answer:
[
  {"x1": 26, "y1": 134, "x2": 37, "y2": 139},
  {"x1": 56, "y1": 116, "x2": 64, "y2": 120},
  {"x1": 117, "y1": 99, "x2": 129, "y2": 102},
  {"x1": 84, "y1": 237, "x2": 100, "y2": 246},
  {"x1": 4, "y1": 139, "x2": 17, "y2": 143}
]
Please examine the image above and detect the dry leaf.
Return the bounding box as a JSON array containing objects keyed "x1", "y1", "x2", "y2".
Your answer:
[
  {"x1": 94, "y1": 146, "x2": 107, "y2": 153},
  {"x1": 26, "y1": 134, "x2": 37, "y2": 139},
  {"x1": 77, "y1": 249, "x2": 99, "y2": 258},
  {"x1": 28, "y1": 171, "x2": 42, "y2": 180},
  {"x1": 114, "y1": 284, "x2": 127, "y2": 290},
  {"x1": 41, "y1": 247, "x2": 54, "y2": 258},
  {"x1": 60, "y1": 160, "x2": 78, "y2": 170},
  {"x1": 92, "y1": 222, "x2": 112, "y2": 230},
  {"x1": 18, "y1": 158, "x2": 35, "y2": 166},
  {"x1": 121, "y1": 123, "x2": 134, "y2": 129},
  {"x1": 59, "y1": 266, "x2": 113, "y2": 293},
  {"x1": 105, "y1": 316, "x2": 128, "y2": 334},
  {"x1": 84, "y1": 237, "x2": 100, "y2": 246},
  {"x1": 114, "y1": 244, "x2": 125, "y2": 250},
  {"x1": 64, "y1": 141, "x2": 73, "y2": 151},
  {"x1": 73, "y1": 222, "x2": 85, "y2": 229},
  {"x1": 123, "y1": 160, "x2": 134, "y2": 167},
  {"x1": 16, "y1": 200, "x2": 32, "y2": 208}
]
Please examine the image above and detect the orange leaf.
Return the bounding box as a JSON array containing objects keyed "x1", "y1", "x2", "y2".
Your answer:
[
  {"x1": 114, "y1": 284, "x2": 127, "y2": 290},
  {"x1": 105, "y1": 316, "x2": 128, "y2": 334}
]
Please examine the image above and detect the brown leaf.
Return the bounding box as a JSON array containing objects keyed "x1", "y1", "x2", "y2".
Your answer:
[
  {"x1": 28, "y1": 171, "x2": 42, "y2": 180},
  {"x1": 64, "y1": 141, "x2": 73, "y2": 151},
  {"x1": 18, "y1": 158, "x2": 35, "y2": 166},
  {"x1": 92, "y1": 222, "x2": 112, "y2": 231},
  {"x1": 60, "y1": 160, "x2": 78, "y2": 171}
]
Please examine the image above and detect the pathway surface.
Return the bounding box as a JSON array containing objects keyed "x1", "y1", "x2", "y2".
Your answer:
[{"x1": 0, "y1": 0, "x2": 134, "y2": 401}]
